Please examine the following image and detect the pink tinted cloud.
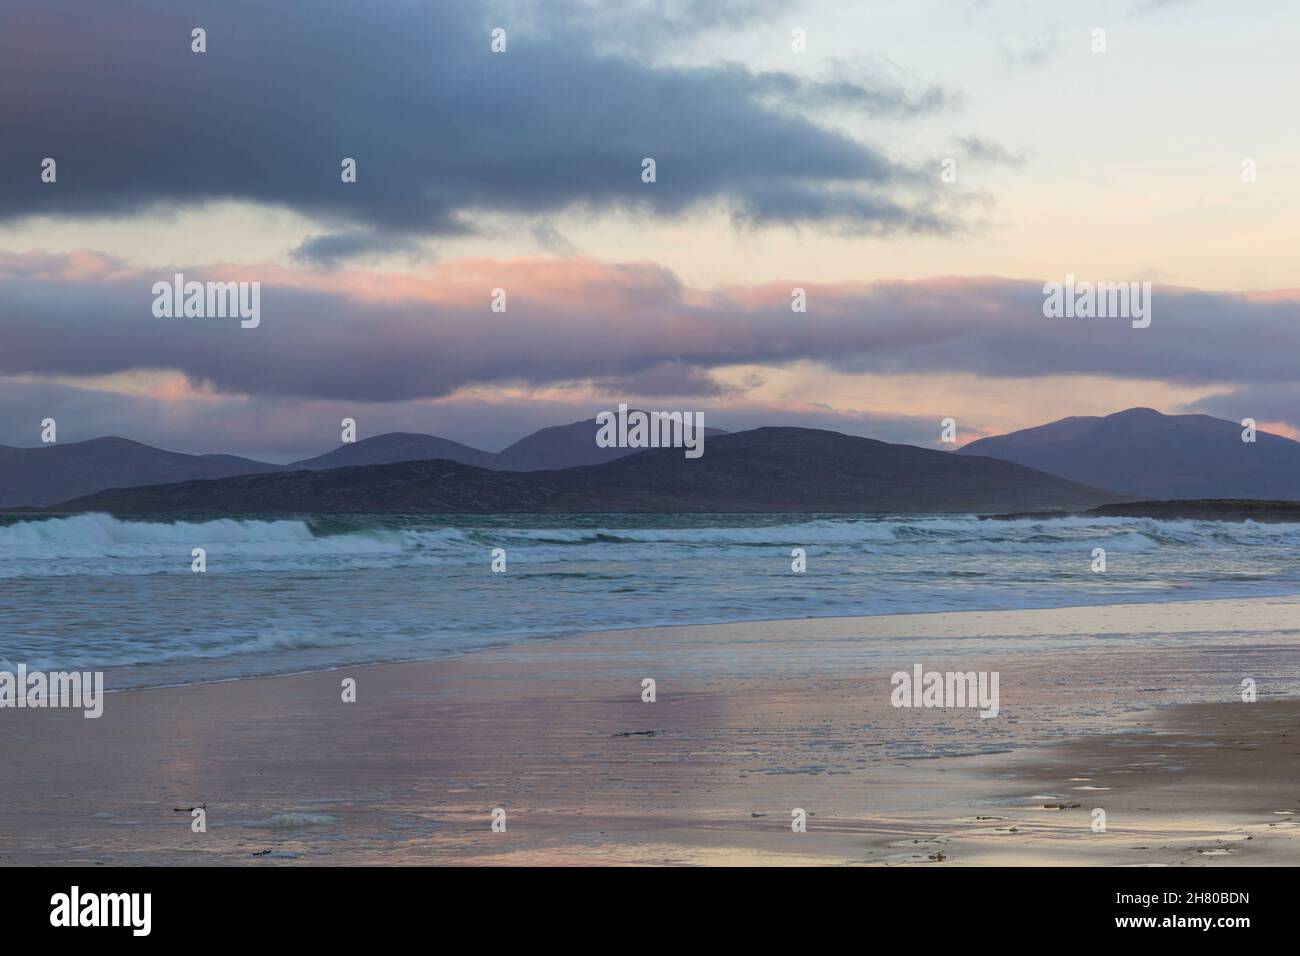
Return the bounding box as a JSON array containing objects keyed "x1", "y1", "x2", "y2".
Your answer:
[{"x1": 2, "y1": 250, "x2": 1299, "y2": 405}]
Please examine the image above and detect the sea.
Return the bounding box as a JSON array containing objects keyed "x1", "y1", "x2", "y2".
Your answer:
[{"x1": 3, "y1": 511, "x2": 1300, "y2": 689}]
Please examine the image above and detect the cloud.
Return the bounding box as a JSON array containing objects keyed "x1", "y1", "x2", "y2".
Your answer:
[
  {"x1": 1184, "y1": 384, "x2": 1300, "y2": 427},
  {"x1": 487, "y1": 0, "x2": 797, "y2": 54},
  {"x1": 1133, "y1": 0, "x2": 1199, "y2": 13},
  {"x1": 951, "y1": 135, "x2": 1027, "y2": 167},
  {"x1": 0, "y1": 0, "x2": 957, "y2": 255},
  {"x1": 0, "y1": 375, "x2": 961, "y2": 461},
  {"x1": 744, "y1": 59, "x2": 955, "y2": 118},
  {"x1": 291, "y1": 231, "x2": 426, "y2": 268},
  {"x1": 1001, "y1": 29, "x2": 1058, "y2": 67},
  {"x1": 2, "y1": 251, "x2": 1298, "y2": 407},
  {"x1": 590, "y1": 361, "x2": 738, "y2": 397}
]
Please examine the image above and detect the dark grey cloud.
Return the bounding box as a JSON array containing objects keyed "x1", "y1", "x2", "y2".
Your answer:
[
  {"x1": 0, "y1": 0, "x2": 957, "y2": 254},
  {"x1": 292, "y1": 231, "x2": 426, "y2": 268},
  {"x1": 590, "y1": 361, "x2": 736, "y2": 398},
  {"x1": 492, "y1": 0, "x2": 796, "y2": 54}
]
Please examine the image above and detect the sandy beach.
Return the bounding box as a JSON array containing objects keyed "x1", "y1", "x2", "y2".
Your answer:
[{"x1": 3, "y1": 597, "x2": 1299, "y2": 866}]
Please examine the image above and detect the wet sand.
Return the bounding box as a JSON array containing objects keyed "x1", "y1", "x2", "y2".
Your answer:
[{"x1": 2, "y1": 597, "x2": 1299, "y2": 865}]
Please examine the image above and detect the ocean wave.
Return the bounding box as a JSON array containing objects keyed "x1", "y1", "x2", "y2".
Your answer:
[
  {"x1": 7, "y1": 508, "x2": 1300, "y2": 685},
  {"x1": 0, "y1": 512, "x2": 403, "y2": 551},
  {"x1": 4, "y1": 511, "x2": 1300, "y2": 579},
  {"x1": 0, "y1": 513, "x2": 409, "y2": 576}
]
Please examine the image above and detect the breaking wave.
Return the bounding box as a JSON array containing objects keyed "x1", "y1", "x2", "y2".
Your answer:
[{"x1": 3, "y1": 511, "x2": 1300, "y2": 578}]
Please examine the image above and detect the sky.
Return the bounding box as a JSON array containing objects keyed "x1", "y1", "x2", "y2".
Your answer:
[{"x1": 1, "y1": 0, "x2": 1297, "y2": 461}]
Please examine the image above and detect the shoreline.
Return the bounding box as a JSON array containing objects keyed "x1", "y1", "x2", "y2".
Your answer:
[
  {"x1": 3, "y1": 598, "x2": 1300, "y2": 865},
  {"x1": 44, "y1": 589, "x2": 1300, "y2": 693}
]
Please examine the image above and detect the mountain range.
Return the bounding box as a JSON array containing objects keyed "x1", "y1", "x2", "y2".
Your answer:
[
  {"x1": 5, "y1": 407, "x2": 1299, "y2": 514},
  {"x1": 0, "y1": 417, "x2": 727, "y2": 507},
  {"x1": 40, "y1": 427, "x2": 1124, "y2": 515}
]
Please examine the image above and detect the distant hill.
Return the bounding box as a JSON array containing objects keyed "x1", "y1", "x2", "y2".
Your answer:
[
  {"x1": 45, "y1": 427, "x2": 1126, "y2": 514},
  {"x1": 543, "y1": 427, "x2": 1126, "y2": 513},
  {"x1": 0, "y1": 437, "x2": 280, "y2": 507},
  {"x1": 289, "y1": 432, "x2": 499, "y2": 471},
  {"x1": 493, "y1": 417, "x2": 728, "y2": 471},
  {"x1": 289, "y1": 417, "x2": 728, "y2": 472},
  {"x1": 958, "y1": 407, "x2": 1300, "y2": 500},
  {"x1": 0, "y1": 418, "x2": 729, "y2": 507}
]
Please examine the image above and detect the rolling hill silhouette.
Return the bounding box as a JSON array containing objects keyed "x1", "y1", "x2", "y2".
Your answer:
[
  {"x1": 959, "y1": 407, "x2": 1300, "y2": 499},
  {"x1": 46, "y1": 427, "x2": 1125, "y2": 514}
]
